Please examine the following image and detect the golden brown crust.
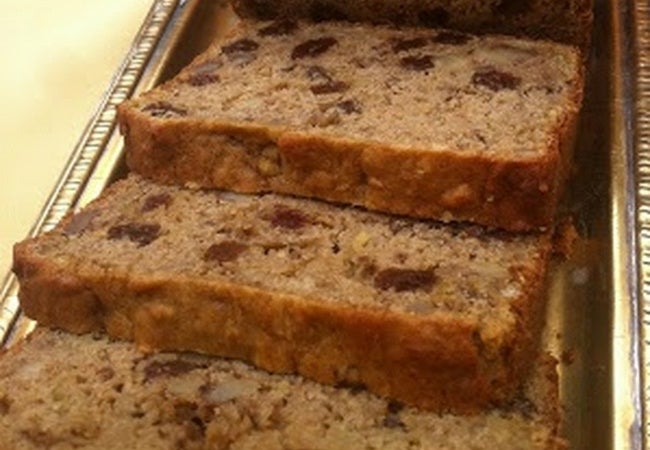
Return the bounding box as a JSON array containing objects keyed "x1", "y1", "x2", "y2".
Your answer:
[
  {"x1": 11, "y1": 173, "x2": 555, "y2": 414},
  {"x1": 500, "y1": 239, "x2": 553, "y2": 396},
  {"x1": 13, "y1": 231, "x2": 552, "y2": 414},
  {"x1": 12, "y1": 243, "x2": 104, "y2": 334},
  {"x1": 119, "y1": 102, "x2": 578, "y2": 231},
  {"x1": 116, "y1": 18, "x2": 585, "y2": 232},
  {"x1": 528, "y1": 353, "x2": 568, "y2": 450}
]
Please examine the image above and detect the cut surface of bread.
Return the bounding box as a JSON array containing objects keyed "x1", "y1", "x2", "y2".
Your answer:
[
  {"x1": 0, "y1": 328, "x2": 566, "y2": 449},
  {"x1": 118, "y1": 19, "x2": 584, "y2": 231},
  {"x1": 231, "y1": 0, "x2": 592, "y2": 49},
  {"x1": 13, "y1": 175, "x2": 552, "y2": 413}
]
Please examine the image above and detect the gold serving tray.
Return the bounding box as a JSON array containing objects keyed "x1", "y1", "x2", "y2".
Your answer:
[{"x1": 0, "y1": 0, "x2": 646, "y2": 448}]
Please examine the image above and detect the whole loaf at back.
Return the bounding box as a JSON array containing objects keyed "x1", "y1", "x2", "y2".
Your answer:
[{"x1": 231, "y1": 0, "x2": 593, "y2": 49}]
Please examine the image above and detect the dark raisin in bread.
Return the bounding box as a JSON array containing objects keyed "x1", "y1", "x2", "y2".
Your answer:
[
  {"x1": 231, "y1": 0, "x2": 592, "y2": 50},
  {"x1": 117, "y1": 19, "x2": 584, "y2": 231},
  {"x1": 13, "y1": 175, "x2": 553, "y2": 413}
]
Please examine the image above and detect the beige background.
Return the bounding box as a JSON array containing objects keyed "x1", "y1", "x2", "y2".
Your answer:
[{"x1": 0, "y1": 1, "x2": 152, "y2": 277}]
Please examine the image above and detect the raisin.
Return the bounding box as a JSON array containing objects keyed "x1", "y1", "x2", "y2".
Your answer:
[
  {"x1": 374, "y1": 267, "x2": 436, "y2": 292},
  {"x1": 418, "y1": 7, "x2": 450, "y2": 27},
  {"x1": 63, "y1": 209, "x2": 99, "y2": 236},
  {"x1": 400, "y1": 55, "x2": 434, "y2": 71},
  {"x1": 222, "y1": 38, "x2": 260, "y2": 54},
  {"x1": 291, "y1": 37, "x2": 338, "y2": 59},
  {"x1": 144, "y1": 359, "x2": 204, "y2": 382},
  {"x1": 472, "y1": 68, "x2": 521, "y2": 91},
  {"x1": 337, "y1": 99, "x2": 362, "y2": 114},
  {"x1": 432, "y1": 30, "x2": 471, "y2": 45},
  {"x1": 0, "y1": 395, "x2": 10, "y2": 415},
  {"x1": 495, "y1": 0, "x2": 532, "y2": 15},
  {"x1": 142, "y1": 101, "x2": 187, "y2": 118},
  {"x1": 383, "y1": 401, "x2": 406, "y2": 429},
  {"x1": 265, "y1": 206, "x2": 310, "y2": 229},
  {"x1": 387, "y1": 400, "x2": 404, "y2": 414},
  {"x1": 258, "y1": 19, "x2": 298, "y2": 36},
  {"x1": 308, "y1": 2, "x2": 348, "y2": 21},
  {"x1": 310, "y1": 80, "x2": 349, "y2": 95},
  {"x1": 391, "y1": 37, "x2": 428, "y2": 53},
  {"x1": 142, "y1": 193, "x2": 172, "y2": 212},
  {"x1": 185, "y1": 59, "x2": 221, "y2": 86},
  {"x1": 107, "y1": 223, "x2": 161, "y2": 247},
  {"x1": 203, "y1": 241, "x2": 248, "y2": 263},
  {"x1": 306, "y1": 65, "x2": 333, "y2": 82}
]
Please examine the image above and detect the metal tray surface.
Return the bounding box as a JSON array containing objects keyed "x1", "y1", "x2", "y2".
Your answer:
[{"x1": 0, "y1": 0, "x2": 645, "y2": 448}]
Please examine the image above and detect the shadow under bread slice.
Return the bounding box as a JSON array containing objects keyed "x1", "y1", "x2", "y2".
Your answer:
[
  {"x1": 0, "y1": 328, "x2": 566, "y2": 449},
  {"x1": 117, "y1": 18, "x2": 584, "y2": 231},
  {"x1": 13, "y1": 174, "x2": 553, "y2": 414}
]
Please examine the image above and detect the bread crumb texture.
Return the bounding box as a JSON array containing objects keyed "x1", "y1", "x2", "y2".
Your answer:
[
  {"x1": 0, "y1": 329, "x2": 565, "y2": 449},
  {"x1": 117, "y1": 19, "x2": 583, "y2": 230},
  {"x1": 13, "y1": 175, "x2": 552, "y2": 413}
]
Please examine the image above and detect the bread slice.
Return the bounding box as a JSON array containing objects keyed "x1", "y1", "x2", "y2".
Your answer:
[
  {"x1": 117, "y1": 19, "x2": 584, "y2": 231},
  {"x1": 231, "y1": 0, "x2": 593, "y2": 50},
  {"x1": 0, "y1": 328, "x2": 566, "y2": 449},
  {"x1": 13, "y1": 175, "x2": 552, "y2": 413}
]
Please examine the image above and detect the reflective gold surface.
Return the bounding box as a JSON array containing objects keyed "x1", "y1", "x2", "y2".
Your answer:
[
  {"x1": 610, "y1": 0, "x2": 642, "y2": 445},
  {"x1": 0, "y1": 0, "x2": 646, "y2": 448}
]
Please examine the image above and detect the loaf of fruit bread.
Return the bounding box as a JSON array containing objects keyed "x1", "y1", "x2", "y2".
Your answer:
[
  {"x1": 117, "y1": 19, "x2": 584, "y2": 231},
  {"x1": 13, "y1": 174, "x2": 553, "y2": 413},
  {"x1": 0, "y1": 328, "x2": 566, "y2": 449},
  {"x1": 231, "y1": 0, "x2": 592, "y2": 50}
]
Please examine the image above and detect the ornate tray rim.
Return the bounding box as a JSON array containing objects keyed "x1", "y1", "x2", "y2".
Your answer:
[{"x1": 631, "y1": 0, "x2": 650, "y2": 448}]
